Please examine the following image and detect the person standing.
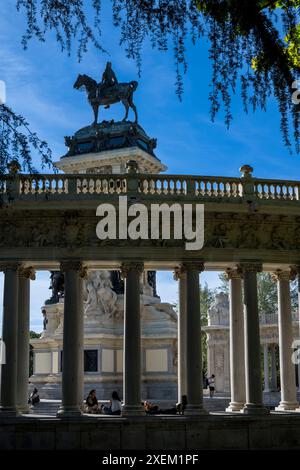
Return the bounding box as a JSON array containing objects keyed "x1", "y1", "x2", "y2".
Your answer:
[{"x1": 208, "y1": 374, "x2": 216, "y2": 398}]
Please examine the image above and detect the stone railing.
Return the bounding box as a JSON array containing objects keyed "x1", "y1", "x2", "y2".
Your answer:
[
  {"x1": 1, "y1": 168, "x2": 300, "y2": 202},
  {"x1": 260, "y1": 312, "x2": 299, "y2": 324},
  {"x1": 206, "y1": 312, "x2": 299, "y2": 328},
  {"x1": 254, "y1": 179, "x2": 300, "y2": 201}
]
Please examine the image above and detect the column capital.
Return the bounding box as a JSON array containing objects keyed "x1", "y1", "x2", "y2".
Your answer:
[
  {"x1": 18, "y1": 266, "x2": 36, "y2": 280},
  {"x1": 0, "y1": 262, "x2": 22, "y2": 273},
  {"x1": 121, "y1": 262, "x2": 144, "y2": 279},
  {"x1": 182, "y1": 261, "x2": 204, "y2": 273},
  {"x1": 173, "y1": 266, "x2": 186, "y2": 281},
  {"x1": 225, "y1": 267, "x2": 243, "y2": 280},
  {"x1": 60, "y1": 261, "x2": 87, "y2": 278},
  {"x1": 271, "y1": 269, "x2": 296, "y2": 282},
  {"x1": 238, "y1": 263, "x2": 262, "y2": 273}
]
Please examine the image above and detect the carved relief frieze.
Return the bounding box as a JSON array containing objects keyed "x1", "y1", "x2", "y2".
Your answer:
[{"x1": 0, "y1": 209, "x2": 300, "y2": 252}]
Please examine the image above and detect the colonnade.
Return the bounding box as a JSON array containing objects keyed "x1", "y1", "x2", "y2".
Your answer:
[{"x1": 0, "y1": 261, "x2": 299, "y2": 416}]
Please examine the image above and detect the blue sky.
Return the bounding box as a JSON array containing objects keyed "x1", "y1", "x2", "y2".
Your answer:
[{"x1": 1, "y1": 1, "x2": 299, "y2": 331}]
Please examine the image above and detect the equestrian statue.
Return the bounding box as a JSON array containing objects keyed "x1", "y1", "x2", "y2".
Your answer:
[{"x1": 74, "y1": 62, "x2": 138, "y2": 125}]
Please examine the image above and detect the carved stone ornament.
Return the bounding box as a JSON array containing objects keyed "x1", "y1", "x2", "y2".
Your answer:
[
  {"x1": 84, "y1": 270, "x2": 118, "y2": 318},
  {"x1": 60, "y1": 261, "x2": 86, "y2": 273},
  {"x1": 19, "y1": 266, "x2": 36, "y2": 280},
  {"x1": 173, "y1": 266, "x2": 186, "y2": 281},
  {"x1": 271, "y1": 269, "x2": 296, "y2": 282},
  {"x1": 224, "y1": 267, "x2": 243, "y2": 280},
  {"x1": 238, "y1": 263, "x2": 262, "y2": 273},
  {"x1": 0, "y1": 262, "x2": 21, "y2": 273},
  {"x1": 120, "y1": 262, "x2": 144, "y2": 279},
  {"x1": 182, "y1": 261, "x2": 205, "y2": 272}
]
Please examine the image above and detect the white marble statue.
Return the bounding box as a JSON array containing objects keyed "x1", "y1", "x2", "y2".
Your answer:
[
  {"x1": 84, "y1": 270, "x2": 118, "y2": 318},
  {"x1": 208, "y1": 292, "x2": 229, "y2": 326}
]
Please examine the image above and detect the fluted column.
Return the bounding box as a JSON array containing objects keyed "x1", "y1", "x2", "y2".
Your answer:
[
  {"x1": 273, "y1": 270, "x2": 299, "y2": 411},
  {"x1": 121, "y1": 262, "x2": 144, "y2": 416},
  {"x1": 0, "y1": 263, "x2": 20, "y2": 416},
  {"x1": 263, "y1": 344, "x2": 270, "y2": 393},
  {"x1": 270, "y1": 344, "x2": 277, "y2": 391},
  {"x1": 183, "y1": 262, "x2": 207, "y2": 415},
  {"x1": 57, "y1": 261, "x2": 86, "y2": 417},
  {"x1": 225, "y1": 268, "x2": 246, "y2": 412},
  {"x1": 17, "y1": 267, "x2": 36, "y2": 413},
  {"x1": 174, "y1": 267, "x2": 187, "y2": 402},
  {"x1": 241, "y1": 263, "x2": 268, "y2": 414}
]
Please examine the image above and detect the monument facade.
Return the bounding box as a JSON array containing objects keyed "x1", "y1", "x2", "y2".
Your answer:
[{"x1": 30, "y1": 63, "x2": 177, "y2": 401}]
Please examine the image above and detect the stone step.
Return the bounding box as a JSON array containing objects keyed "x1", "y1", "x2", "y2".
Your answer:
[
  {"x1": 203, "y1": 397, "x2": 230, "y2": 412},
  {"x1": 28, "y1": 400, "x2": 61, "y2": 415},
  {"x1": 27, "y1": 394, "x2": 293, "y2": 416},
  {"x1": 28, "y1": 398, "x2": 231, "y2": 416}
]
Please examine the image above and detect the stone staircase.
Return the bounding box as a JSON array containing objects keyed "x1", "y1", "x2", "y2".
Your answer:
[{"x1": 27, "y1": 399, "x2": 61, "y2": 416}]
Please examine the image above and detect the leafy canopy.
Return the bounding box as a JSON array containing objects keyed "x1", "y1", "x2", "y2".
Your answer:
[{"x1": 2, "y1": 0, "x2": 300, "y2": 173}]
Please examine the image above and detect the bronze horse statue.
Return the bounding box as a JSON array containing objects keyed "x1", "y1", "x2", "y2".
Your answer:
[{"x1": 74, "y1": 74, "x2": 138, "y2": 125}]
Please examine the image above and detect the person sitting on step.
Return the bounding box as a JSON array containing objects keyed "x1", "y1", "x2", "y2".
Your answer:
[
  {"x1": 102, "y1": 391, "x2": 122, "y2": 415},
  {"x1": 86, "y1": 389, "x2": 101, "y2": 414}
]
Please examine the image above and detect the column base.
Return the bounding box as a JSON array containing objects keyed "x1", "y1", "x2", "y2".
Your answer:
[
  {"x1": 184, "y1": 404, "x2": 208, "y2": 416},
  {"x1": 226, "y1": 401, "x2": 245, "y2": 412},
  {"x1": 57, "y1": 406, "x2": 82, "y2": 418},
  {"x1": 18, "y1": 405, "x2": 30, "y2": 414},
  {"x1": 122, "y1": 405, "x2": 145, "y2": 417},
  {"x1": 275, "y1": 401, "x2": 299, "y2": 411},
  {"x1": 0, "y1": 406, "x2": 20, "y2": 417},
  {"x1": 241, "y1": 403, "x2": 269, "y2": 415}
]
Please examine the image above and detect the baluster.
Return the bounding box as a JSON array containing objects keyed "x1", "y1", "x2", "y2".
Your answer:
[
  {"x1": 263, "y1": 184, "x2": 267, "y2": 199},
  {"x1": 142, "y1": 179, "x2": 147, "y2": 194},
  {"x1": 166, "y1": 179, "x2": 170, "y2": 195},
  {"x1": 41, "y1": 178, "x2": 46, "y2": 193}
]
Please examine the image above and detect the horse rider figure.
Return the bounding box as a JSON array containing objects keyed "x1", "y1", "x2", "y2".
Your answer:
[{"x1": 99, "y1": 62, "x2": 118, "y2": 107}]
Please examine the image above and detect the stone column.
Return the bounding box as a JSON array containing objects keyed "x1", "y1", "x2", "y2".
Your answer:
[
  {"x1": 17, "y1": 267, "x2": 36, "y2": 413},
  {"x1": 121, "y1": 262, "x2": 144, "y2": 416},
  {"x1": 57, "y1": 261, "x2": 86, "y2": 417},
  {"x1": 241, "y1": 263, "x2": 268, "y2": 414},
  {"x1": 297, "y1": 268, "x2": 300, "y2": 393},
  {"x1": 273, "y1": 270, "x2": 299, "y2": 411},
  {"x1": 270, "y1": 344, "x2": 277, "y2": 392},
  {"x1": 174, "y1": 267, "x2": 187, "y2": 403},
  {"x1": 0, "y1": 263, "x2": 20, "y2": 416},
  {"x1": 263, "y1": 344, "x2": 270, "y2": 393},
  {"x1": 183, "y1": 262, "x2": 207, "y2": 415},
  {"x1": 225, "y1": 268, "x2": 246, "y2": 412}
]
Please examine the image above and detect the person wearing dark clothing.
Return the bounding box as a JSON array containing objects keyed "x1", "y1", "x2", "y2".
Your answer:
[
  {"x1": 86, "y1": 389, "x2": 101, "y2": 413},
  {"x1": 28, "y1": 388, "x2": 40, "y2": 406}
]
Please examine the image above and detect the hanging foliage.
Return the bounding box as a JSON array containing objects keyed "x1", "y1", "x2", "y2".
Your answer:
[
  {"x1": 3, "y1": 0, "x2": 300, "y2": 172},
  {"x1": 0, "y1": 104, "x2": 52, "y2": 174}
]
